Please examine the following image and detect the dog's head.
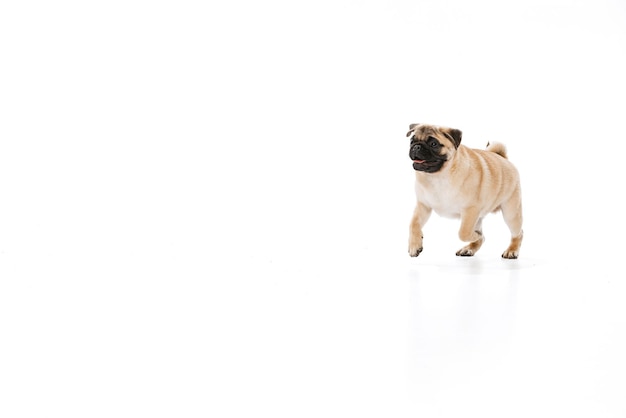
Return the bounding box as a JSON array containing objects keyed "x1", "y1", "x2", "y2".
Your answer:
[{"x1": 406, "y1": 123, "x2": 462, "y2": 172}]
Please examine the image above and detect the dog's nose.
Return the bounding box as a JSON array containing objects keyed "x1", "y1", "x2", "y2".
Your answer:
[{"x1": 410, "y1": 144, "x2": 422, "y2": 160}]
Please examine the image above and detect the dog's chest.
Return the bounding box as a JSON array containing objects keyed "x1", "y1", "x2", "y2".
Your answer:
[{"x1": 414, "y1": 178, "x2": 462, "y2": 218}]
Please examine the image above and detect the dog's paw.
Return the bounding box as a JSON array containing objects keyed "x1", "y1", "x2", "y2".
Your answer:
[
  {"x1": 456, "y1": 247, "x2": 475, "y2": 257},
  {"x1": 456, "y1": 237, "x2": 484, "y2": 257},
  {"x1": 408, "y1": 246, "x2": 423, "y2": 257},
  {"x1": 408, "y1": 234, "x2": 423, "y2": 257},
  {"x1": 501, "y1": 250, "x2": 519, "y2": 259}
]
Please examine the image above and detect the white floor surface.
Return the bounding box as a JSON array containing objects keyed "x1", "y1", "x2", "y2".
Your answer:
[{"x1": 2, "y1": 1, "x2": 626, "y2": 417}]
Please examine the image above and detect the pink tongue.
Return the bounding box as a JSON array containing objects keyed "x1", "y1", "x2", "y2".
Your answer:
[{"x1": 413, "y1": 160, "x2": 425, "y2": 163}]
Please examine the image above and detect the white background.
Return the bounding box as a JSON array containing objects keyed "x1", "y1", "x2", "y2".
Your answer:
[{"x1": 1, "y1": 0, "x2": 626, "y2": 417}]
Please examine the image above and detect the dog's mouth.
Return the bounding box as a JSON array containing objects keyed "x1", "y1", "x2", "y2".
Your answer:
[{"x1": 412, "y1": 159, "x2": 444, "y2": 172}]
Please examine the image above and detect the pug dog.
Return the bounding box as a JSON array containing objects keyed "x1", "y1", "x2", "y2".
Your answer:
[{"x1": 407, "y1": 123, "x2": 523, "y2": 259}]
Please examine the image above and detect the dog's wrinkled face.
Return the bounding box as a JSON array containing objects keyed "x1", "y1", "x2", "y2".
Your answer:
[{"x1": 406, "y1": 124, "x2": 462, "y2": 172}]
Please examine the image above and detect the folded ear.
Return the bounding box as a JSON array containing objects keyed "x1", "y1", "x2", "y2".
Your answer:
[
  {"x1": 406, "y1": 123, "x2": 420, "y2": 137},
  {"x1": 443, "y1": 128, "x2": 462, "y2": 148}
]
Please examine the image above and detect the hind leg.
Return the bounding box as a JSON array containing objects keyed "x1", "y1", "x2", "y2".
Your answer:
[{"x1": 501, "y1": 191, "x2": 523, "y2": 259}]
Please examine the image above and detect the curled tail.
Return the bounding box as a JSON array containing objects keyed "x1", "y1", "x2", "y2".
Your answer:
[{"x1": 486, "y1": 141, "x2": 508, "y2": 159}]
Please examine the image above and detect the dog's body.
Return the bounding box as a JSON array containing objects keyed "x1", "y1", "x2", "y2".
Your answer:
[{"x1": 407, "y1": 124, "x2": 523, "y2": 258}]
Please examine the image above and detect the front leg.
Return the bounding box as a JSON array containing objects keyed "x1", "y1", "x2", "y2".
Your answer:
[
  {"x1": 456, "y1": 207, "x2": 483, "y2": 256},
  {"x1": 409, "y1": 202, "x2": 432, "y2": 257}
]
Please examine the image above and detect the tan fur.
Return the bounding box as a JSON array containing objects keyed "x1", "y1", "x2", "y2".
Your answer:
[
  {"x1": 486, "y1": 141, "x2": 507, "y2": 159},
  {"x1": 407, "y1": 124, "x2": 523, "y2": 258}
]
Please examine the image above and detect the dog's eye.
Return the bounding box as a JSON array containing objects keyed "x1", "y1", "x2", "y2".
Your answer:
[{"x1": 428, "y1": 139, "x2": 439, "y2": 148}]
